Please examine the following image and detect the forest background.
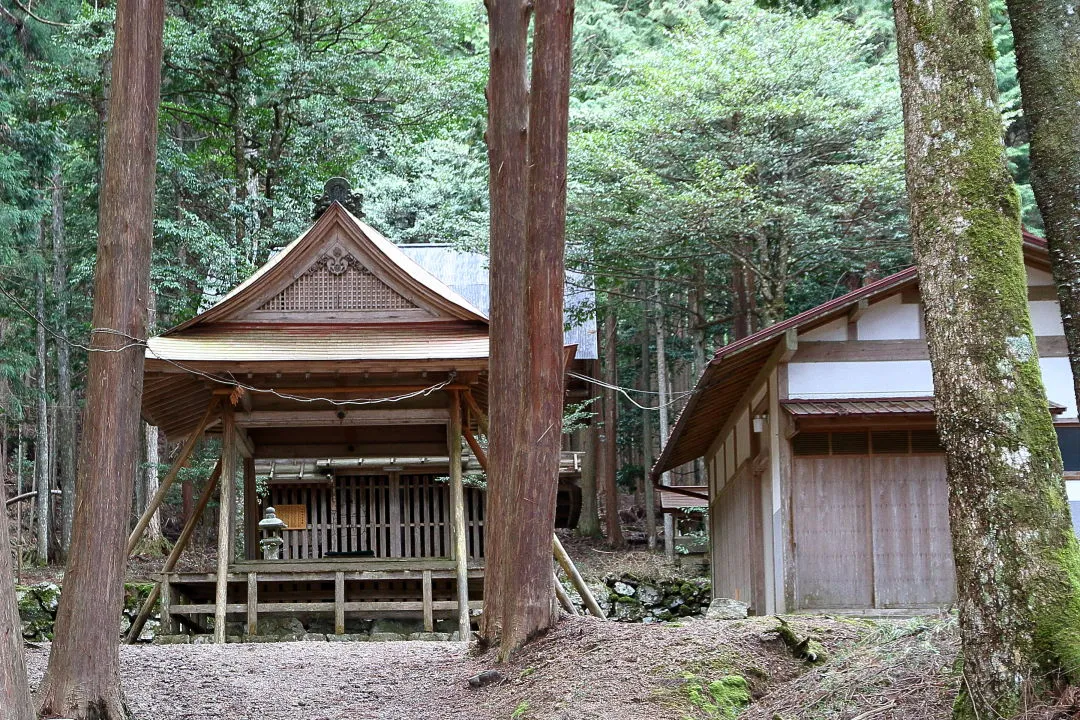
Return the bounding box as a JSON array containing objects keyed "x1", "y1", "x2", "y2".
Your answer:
[{"x1": 0, "y1": 0, "x2": 1037, "y2": 557}]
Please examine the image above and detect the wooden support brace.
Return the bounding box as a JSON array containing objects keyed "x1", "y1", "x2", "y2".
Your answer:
[
  {"x1": 334, "y1": 571, "x2": 345, "y2": 635},
  {"x1": 127, "y1": 399, "x2": 220, "y2": 556},
  {"x1": 462, "y1": 422, "x2": 488, "y2": 469},
  {"x1": 462, "y1": 390, "x2": 489, "y2": 438},
  {"x1": 247, "y1": 573, "x2": 258, "y2": 636},
  {"x1": 125, "y1": 459, "x2": 223, "y2": 643},
  {"x1": 553, "y1": 534, "x2": 605, "y2": 619},
  {"x1": 554, "y1": 571, "x2": 579, "y2": 616}
]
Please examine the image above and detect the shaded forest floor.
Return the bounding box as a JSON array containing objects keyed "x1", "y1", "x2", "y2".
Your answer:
[{"x1": 24, "y1": 614, "x2": 960, "y2": 720}]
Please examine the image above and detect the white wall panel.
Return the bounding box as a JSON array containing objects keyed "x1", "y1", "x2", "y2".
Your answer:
[
  {"x1": 1041, "y1": 356, "x2": 1077, "y2": 419},
  {"x1": 1030, "y1": 301, "x2": 1066, "y2": 336},
  {"x1": 788, "y1": 360, "x2": 934, "y2": 398},
  {"x1": 800, "y1": 318, "x2": 847, "y2": 342},
  {"x1": 857, "y1": 295, "x2": 921, "y2": 340}
]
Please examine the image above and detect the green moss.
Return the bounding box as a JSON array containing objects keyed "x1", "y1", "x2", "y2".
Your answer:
[
  {"x1": 1033, "y1": 540, "x2": 1080, "y2": 685},
  {"x1": 682, "y1": 674, "x2": 750, "y2": 719}
]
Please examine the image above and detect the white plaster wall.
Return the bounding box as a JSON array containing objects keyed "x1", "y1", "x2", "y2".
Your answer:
[
  {"x1": 1067, "y1": 480, "x2": 1080, "y2": 502},
  {"x1": 788, "y1": 360, "x2": 935, "y2": 398},
  {"x1": 857, "y1": 295, "x2": 921, "y2": 340},
  {"x1": 800, "y1": 317, "x2": 847, "y2": 342},
  {"x1": 1041, "y1": 356, "x2": 1077, "y2": 419},
  {"x1": 1031, "y1": 301, "x2": 1066, "y2": 336}
]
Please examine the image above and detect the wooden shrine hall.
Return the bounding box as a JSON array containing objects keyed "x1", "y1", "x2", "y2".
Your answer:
[{"x1": 126, "y1": 187, "x2": 599, "y2": 643}]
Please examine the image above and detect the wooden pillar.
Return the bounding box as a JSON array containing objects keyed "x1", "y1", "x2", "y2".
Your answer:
[
  {"x1": 422, "y1": 570, "x2": 434, "y2": 632},
  {"x1": 246, "y1": 572, "x2": 258, "y2": 637},
  {"x1": 160, "y1": 577, "x2": 174, "y2": 635},
  {"x1": 214, "y1": 407, "x2": 237, "y2": 644},
  {"x1": 243, "y1": 457, "x2": 258, "y2": 560},
  {"x1": 334, "y1": 571, "x2": 345, "y2": 636},
  {"x1": 448, "y1": 391, "x2": 470, "y2": 639}
]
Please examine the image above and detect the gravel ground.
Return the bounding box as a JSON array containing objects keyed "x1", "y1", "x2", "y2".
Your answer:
[{"x1": 24, "y1": 614, "x2": 959, "y2": 720}]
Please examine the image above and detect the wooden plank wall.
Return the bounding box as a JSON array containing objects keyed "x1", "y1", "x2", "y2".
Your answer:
[
  {"x1": 712, "y1": 463, "x2": 758, "y2": 608},
  {"x1": 870, "y1": 455, "x2": 954, "y2": 607},
  {"x1": 792, "y1": 457, "x2": 875, "y2": 609},
  {"x1": 791, "y1": 454, "x2": 954, "y2": 609},
  {"x1": 268, "y1": 473, "x2": 485, "y2": 560}
]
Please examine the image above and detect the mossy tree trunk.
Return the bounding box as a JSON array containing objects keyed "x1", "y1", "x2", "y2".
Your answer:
[
  {"x1": 892, "y1": 0, "x2": 1080, "y2": 716},
  {"x1": 1006, "y1": 0, "x2": 1080, "y2": 413}
]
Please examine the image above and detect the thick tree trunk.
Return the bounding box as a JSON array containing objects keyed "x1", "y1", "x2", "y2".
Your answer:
[
  {"x1": 1, "y1": 482, "x2": 33, "y2": 720},
  {"x1": 481, "y1": 0, "x2": 575, "y2": 659},
  {"x1": 1006, "y1": 0, "x2": 1080, "y2": 415},
  {"x1": 600, "y1": 310, "x2": 623, "y2": 547},
  {"x1": 576, "y1": 418, "x2": 601, "y2": 536},
  {"x1": 892, "y1": 0, "x2": 1080, "y2": 715},
  {"x1": 34, "y1": 219, "x2": 49, "y2": 567},
  {"x1": 653, "y1": 284, "x2": 674, "y2": 559},
  {"x1": 51, "y1": 165, "x2": 76, "y2": 559},
  {"x1": 36, "y1": 0, "x2": 165, "y2": 715},
  {"x1": 478, "y1": 0, "x2": 531, "y2": 652},
  {"x1": 639, "y1": 317, "x2": 657, "y2": 550}
]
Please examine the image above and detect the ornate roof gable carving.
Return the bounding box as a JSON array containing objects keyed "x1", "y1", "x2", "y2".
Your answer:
[{"x1": 257, "y1": 245, "x2": 418, "y2": 314}]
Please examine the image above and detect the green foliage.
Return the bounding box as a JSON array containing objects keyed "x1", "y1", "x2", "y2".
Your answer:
[{"x1": 562, "y1": 398, "x2": 598, "y2": 435}]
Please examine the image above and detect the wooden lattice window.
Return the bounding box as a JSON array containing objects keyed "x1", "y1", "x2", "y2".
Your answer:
[
  {"x1": 793, "y1": 429, "x2": 943, "y2": 456},
  {"x1": 260, "y1": 249, "x2": 416, "y2": 312}
]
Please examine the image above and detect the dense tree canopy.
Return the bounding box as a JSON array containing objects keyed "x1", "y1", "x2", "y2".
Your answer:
[{"x1": 0, "y1": 0, "x2": 1047, "y2": 536}]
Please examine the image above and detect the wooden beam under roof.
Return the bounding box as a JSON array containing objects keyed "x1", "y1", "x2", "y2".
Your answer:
[
  {"x1": 235, "y1": 408, "x2": 450, "y2": 428},
  {"x1": 252, "y1": 442, "x2": 451, "y2": 459}
]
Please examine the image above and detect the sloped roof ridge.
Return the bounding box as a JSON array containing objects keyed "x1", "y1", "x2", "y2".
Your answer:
[
  {"x1": 164, "y1": 203, "x2": 486, "y2": 334},
  {"x1": 708, "y1": 230, "x2": 1048, "y2": 367}
]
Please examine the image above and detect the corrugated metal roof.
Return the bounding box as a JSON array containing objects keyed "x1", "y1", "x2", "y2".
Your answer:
[
  {"x1": 146, "y1": 325, "x2": 489, "y2": 362},
  {"x1": 782, "y1": 397, "x2": 1066, "y2": 416},
  {"x1": 651, "y1": 233, "x2": 1052, "y2": 475},
  {"x1": 782, "y1": 397, "x2": 936, "y2": 416},
  {"x1": 658, "y1": 486, "x2": 709, "y2": 510},
  {"x1": 399, "y1": 244, "x2": 599, "y2": 360}
]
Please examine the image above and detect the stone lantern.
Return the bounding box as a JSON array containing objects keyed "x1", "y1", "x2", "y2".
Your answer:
[{"x1": 258, "y1": 507, "x2": 288, "y2": 560}]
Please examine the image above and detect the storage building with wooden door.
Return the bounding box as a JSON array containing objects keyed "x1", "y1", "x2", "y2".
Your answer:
[
  {"x1": 135, "y1": 181, "x2": 596, "y2": 641},
  {"x1": 652, "y1": 233, "x2": 1080, "y2": 615}
]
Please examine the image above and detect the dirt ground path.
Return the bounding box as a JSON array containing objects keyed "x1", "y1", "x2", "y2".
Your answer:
[{"x1": 24, "y1": 615, "x2": 958, "y2": 720}]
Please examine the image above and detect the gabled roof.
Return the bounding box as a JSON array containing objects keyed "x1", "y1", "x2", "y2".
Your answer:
[
  {"x1": 652, "y1": 233, "x2": 1051, "y2": 475},
  {"x1": 166, "y1": 203, "x2": 486, "y2": 334}
]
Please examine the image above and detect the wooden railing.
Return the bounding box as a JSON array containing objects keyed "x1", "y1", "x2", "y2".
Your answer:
[{"x1": 159, "y1": 558, "x2": 484, "y2": 637}]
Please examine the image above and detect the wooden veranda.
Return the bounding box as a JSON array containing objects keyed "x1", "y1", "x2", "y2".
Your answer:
[{"x1": 127, "y1": 192, "x2": 600, "y2": 642}]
